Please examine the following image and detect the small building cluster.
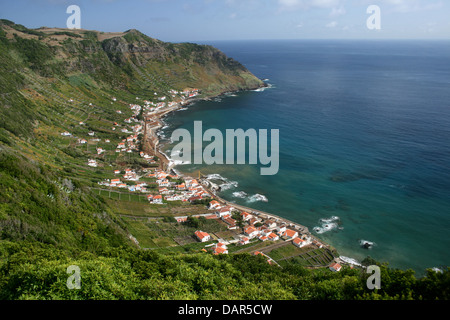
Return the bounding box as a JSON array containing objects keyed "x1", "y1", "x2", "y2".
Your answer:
[{"x1": 186, "y1": 198, "x2": 325, "y2": 257}]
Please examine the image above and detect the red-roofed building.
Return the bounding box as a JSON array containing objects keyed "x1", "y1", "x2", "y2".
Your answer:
[
  {"x1": 329, "y1": 262, "x2": 342, "y2": 272},
  {"x1": 268, "y1": 232, "x2": 279, "y2": 241},
  {"x1": 194, "y1": 230, "x2": 211, "y2": 242},
  {"x1": 241, "y1": 212, "x2": 252, "y2": 221},
  {"x1": 188, "y1": 196, "x2": 202, "y2": 203},
  {"x1": 216, "y1": 206, "x2": 234, "y2": 217},
  {"x1": 239, "y1": 237, "x2": 250, "y2": 245},
  {"x1": 282, "y1": 229, "x2": 298, "y2": 240},
  {"x1": 216, "y1": 242, "x2": 227, "y2": 249},
  {"x1": 244, "y1": 226, "x2": 259, "y2": 238},
  {"x1": 213, "y1": 246, "x2": 228, "y2": 255},
  {"x1": 293, "y1": 237, "x2": 307, "y2": 248},
  {"x1": 176, "y1": 183, "x2": 186, "y2": 190},
  {"x1": 176, "y1": 216, "x2": 188, "y2": 223},
  {"x1": 153, "y1": 195, "x2": 163, "y2": 204},
  {"x1": 159, "y1": 187, "x2": 170, "y2": 194},
  {"x1": 208, "y1": 200, "x2": 221, "y2": 210}
]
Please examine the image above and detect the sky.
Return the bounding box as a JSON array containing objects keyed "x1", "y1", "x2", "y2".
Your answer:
[{"x1": 0, "y1": 0, "x2": 449, "y2": 42}]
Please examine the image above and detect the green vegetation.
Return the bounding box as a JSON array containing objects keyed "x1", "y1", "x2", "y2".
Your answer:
[
  {"x1": 0, "y1": 20, "x2": 448, "y2": 300},
  {"x1": 1, "y1": 241, "x2": 449, "y2": 300}
]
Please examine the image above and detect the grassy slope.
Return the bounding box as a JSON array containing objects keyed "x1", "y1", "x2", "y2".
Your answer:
[
  {"x1": 0, "y1": 20, "x2": 449, "y2": 300},
  {"x1": 0, "y1": 19, "x2": 263, "y2": 248}
]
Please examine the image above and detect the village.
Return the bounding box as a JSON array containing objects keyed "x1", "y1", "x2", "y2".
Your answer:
[{"x1": 60, "y1": 88, "x2": 342, "y2": 272}]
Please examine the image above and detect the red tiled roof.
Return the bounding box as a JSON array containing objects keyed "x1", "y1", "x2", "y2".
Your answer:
[
  {"x1": 213, "y1": 247, "x2": 227, "y2": 254},
  {"x1": 330, "y1": 263, "x2": 342, "y2": 270},
  {"x1": 244, "y1": 226, "x2": 257, "y2": 235},
  {"x1": 195, "y1": 230, "x2": 210, "y2": 240},
  {"x1": 283, "y1": 229, "x2": 298, "y2": 237}
]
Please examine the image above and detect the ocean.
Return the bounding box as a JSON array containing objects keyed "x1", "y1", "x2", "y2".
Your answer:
[{"x1": 159, "y1": 40, "x2": 450, "y2": 274}]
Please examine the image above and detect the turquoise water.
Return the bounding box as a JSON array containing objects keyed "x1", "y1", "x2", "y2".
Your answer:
[{"x1": 160, "y1": 40, "x2": 450, "y2": 274}]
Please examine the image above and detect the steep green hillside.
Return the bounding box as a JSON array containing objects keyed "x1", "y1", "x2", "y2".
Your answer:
[
  {"x1": 0, "y1": 19, "x2": 264, "y2": 251},
  {"x1": 0, "y1": 20, "x2": 449, "y2": 301}
]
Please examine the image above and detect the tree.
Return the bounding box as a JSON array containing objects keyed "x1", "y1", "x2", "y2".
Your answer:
[
  {"x1": 185, "y1": 216, "x2": 199, "y2": 229},
  {"x1": 232, "y1": 212, "x2": 244, "y2": 231}
]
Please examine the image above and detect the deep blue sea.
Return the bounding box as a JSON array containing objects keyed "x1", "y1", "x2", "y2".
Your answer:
[{"x1": 161, "y1": 40, "x2": 450, "y2": 274}]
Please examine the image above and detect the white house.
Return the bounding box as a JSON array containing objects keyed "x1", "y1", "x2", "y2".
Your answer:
[
  {"x1": 152, "y1": 195, "x2": 163, "y2": 204},
  {"x1": 195, "y1": 230, "x2": 211, "y2": 242},
  {"x1": 268, "y1": 232, "x2": 279, "y2": 241},
  {"x1": 208, "y1": 200, "x2": 222, "y2": 210},
  {"x1": 276, "y1": 225, "x2": 287, "y2": 235},
  {"x1": 241, "y1": 212, "x2": 253, "y2": 221},
  {"x1": 293, "y1": 237, "x2": 308, "y2": 248},
  {"x1": 244, "y1": 226, "x2": 259, "y2": 239},
  {"x1": 239, "y1": 237, "x2": 250, "y2": 246},
  {"x1": 216, "y1": 206, "x2": 234, "y2": 218},
  {"x1": 213, "y1": 243, "x2": 228, "y2": 255},
  {"x1": 159, "y1": 187, "x2": 171, "y2": 195},
  {"x1": 264, "y1": 220, "x2": 277, "y2": 229},
  {"x1": 87, "y1": 159, "x2": 98, "y2": 167}
]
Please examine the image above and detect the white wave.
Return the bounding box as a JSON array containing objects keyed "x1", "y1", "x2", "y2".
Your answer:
[
  {"x1": 247, "y1": 193, "x2": 268, "y2": 203},
  {"x1": 313, "y1": 223, "x2": 339, "y2": 234},
  {"x1": 313, "y1": 216, "x2": 342, "y2": 234},
  {"x1": 359, "y1": 239, "x2": 376, "y2": 249},
  {"x1": 206, "y1": 173, "x2": 228, "y2": 181},
  {"x1": 253, "y1": 83, "x2": 273, "y2": 92},
  {"x1": 219, "y1": 181, "x2": 238, "y2": 191},
  {"x1": 319, "y1": 216, "x2": 340, "y2": 223},
  {"x1": 232, "y1": 191, "x2": 248, "y2": 198},
  {"x1": 339, "y1": 256, "x2": 362, "y2": 267},
  {"x1": 169, "y1": 159, "x2": 191, "y2": 166}
]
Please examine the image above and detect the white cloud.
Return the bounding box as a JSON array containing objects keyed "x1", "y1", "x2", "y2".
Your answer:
[
  {"x1": 362, "y1": 0, "x2": 444, "y2": 13},
  {"x1": 311, "y1": 0, "x2": 340, "y2": 8},
  {"x1": 278, "y1": 0, "x2": 342, "y2": 11},
  {"x1": 326, "y1": 20, "x2": 338, "y2": 27},
  {"x1": 329, "y1": 6, "x2": 346, "y2": 17}
]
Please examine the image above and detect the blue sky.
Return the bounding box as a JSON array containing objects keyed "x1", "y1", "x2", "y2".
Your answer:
[{"x1": 0, "y1": 0, "x2": 448, "y2": 42}]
